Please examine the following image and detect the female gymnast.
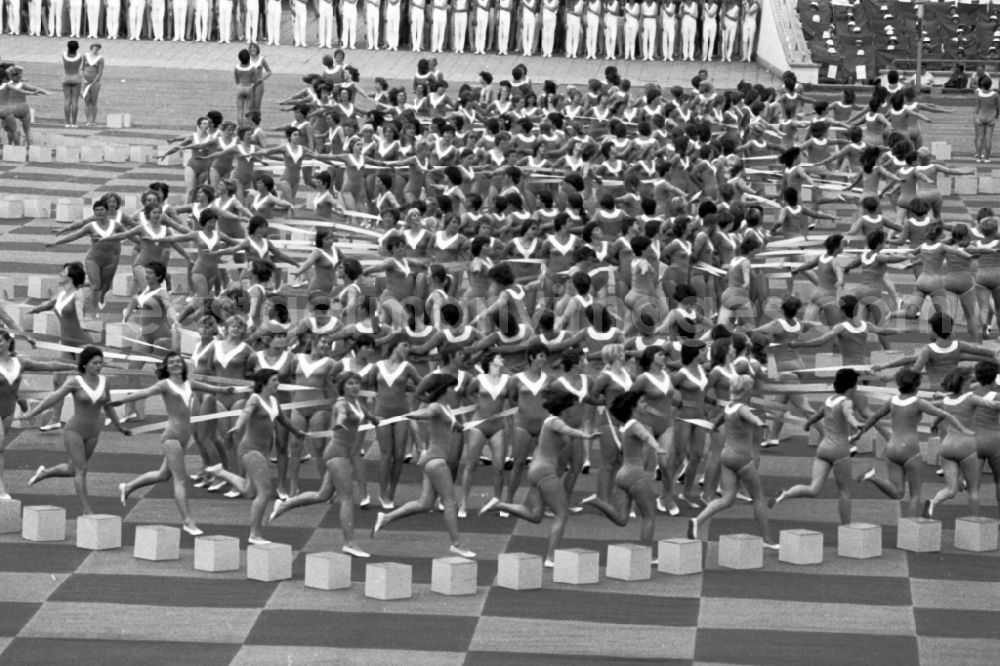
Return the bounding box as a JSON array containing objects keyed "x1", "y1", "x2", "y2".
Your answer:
[
  {"x1": 371, "y1": 373, "x2": 478, "y2": 558},
  {"x1": 269, "y1": 372, "x2": 376, "y2": 558},
  {"x1": 480, "y1": 388, "x2": 599, "y2": 566},
  {"x1": 113, "y1": 352, "x2": 234, "y2": 535},
  {"x1": 26, "y1": 346, "x2": 132, "y2": 515}
]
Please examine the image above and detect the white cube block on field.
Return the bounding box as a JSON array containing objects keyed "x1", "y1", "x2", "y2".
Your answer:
[
  {"x1": 247, "y1": 542, "x2": 293, "y2": 582},
  {"x1": 104, "y1": 144, "x2": 129, "y2": 163},
  {"x1": 954, "y1": 516, "x2": 998, "y2": 552},
  {"x1": 106, "y1": 113, "x2": 125, "y2": 128},
  {"x1": 605, "y1": 543, "x2": 652, "y2": 581},
  {"x1": 0, "y1": 199, "x2": 24, "y2": 219},
  {"x1": 431, "y1": 556, "x2": 478, "y2": 595},
  {"x1": 133, "y1": 524, "x2": 181, "y2": 561},
  {"x1": 838, "y1": 522, "x2": 882, "y2": 559},
  {"x1": 5, "y1": 302, "x2": 34, "y2": 331},
  {"x1": 0, "y1": 499, "x2": 22, "y2": 534},
  {"x1": 896, "y1": 518, "x2": 941, "y2": 553},
  {"x1": 920, "y1": 437, "x2": 941, "y2": 466},
  {"x1": 156, "y1": 148, "x2": 183, "y2": 166},
  {"x1": 22, "y1": 199, "x2": 51, "y2": 218},
  {"x1": 657, "y1": 538, "x2": 703, "y2": 575},
  {"x1": 718, "y1": 533, "x2": 763, "y2": 569},
  {"x1": 28, "y1": 145, "x2": 53, "y2": 163},
  {"x1": 22, "y1": 505, "x2": 66, "y2": 542},
  {"x1": 27, "y1": 275, "x2": 60, "y2": 299},
  {"x1": 55, "y1": 145, "x2": 81, "y2": 163},
  {"x1": 980, "y1": 177, "x2": 1000, "y2": 194},
  {"x1": 179, "y1": 328, "x2": 200, "y2": 356},
  {"x1": 80, "y1": 144, "x2": 106, "y2": 163},
  {"x1": 304, "y1": 551, "x2": 352, "y2": 590},
  {"x1": 954, "y1": 175, "x2": 979, "y2": 195},
  {"x1": 31, "y1": 313, "x2": 60, "y2": 337},
  {"x1": 496, "y1": 552, "x2": 543, "y2": 590},
  {"x1": 938, "y1": 176, "x2": 954, "y2": 196},
  {"x1": 104, "y1": 322, "x2": 128, "y2": 348},
  {"x1": 169, "y1": 271, "x2": 189, "y2": 294},
  {"x1": 112, "y1": 272, "x2": 134, "y2": 297},
  {"x1": 779, "y1": 529, "x2": 824, "y2": 565},
  {"x1": 929, "y1": 141, "x2": 952, "y2": 161},
  {"x1": 2, "y1": 145, "x2": 27, "y2": 162},
  {"x1": 193, "y1": 535, "x2": 241, "y2": 572},
  {"x1": 76, "y1": 514, "x2": 122, "y2": 550},
  {"x1": 129, "y1": 145, "x2": 156, "y2": 163},
  {"x1": 552, "y1": 548, "x2": 600, "y2": 585},
  {"x1": 55, "y1": 202, "x2": 84, "y2": 222},
  {"x1": 364, "y1": 562, "x2": 412, "y2": 600}
]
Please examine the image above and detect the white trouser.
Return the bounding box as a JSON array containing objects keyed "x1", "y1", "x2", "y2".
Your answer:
[
  {"x1": 6, "y1": 0, "x2": 19, "y2": 34},
  {"x1": 496, "y1": 9, "x2": 509, "y2": 53},
  {"x1": 408, "y1": 5, "x2": 421, "y2": 49},
  {"x1": 585, "y1": 13, "x2": 598, "y2": 58},
  {"x1": 86, "y1": 0, "x2": 100, "y2": 36},
  {"x1": 317, "y1": 1, "x2": 333, "y2": 46},
  {"x1": 366, "y1": 4, "x2": 379, "y2": 47},
  {"x1": 540, "y1": 8, "x2": 555, "y2": 56},
  {"x1": 564, "y1": 14, "x2": 580, "y2": 56},
  {"x1": 292, "y1": 1, "x2": 306, "y2": 44},
  {"x1": 245, "y1": 0, "x2": 258, "y2": 41},
  {"x1": 194, "y1": 0, "x2": 209, "y2": 39},
  {"x1": 452, "y1": 9, "x2": 466, "y2": 52},
  {"x1": 129, "y1": 0, "x2": 145, "y2": 37},
  {"x1": 473, "y1": 7, "x2": 487, "y2": 52},
  {"x1": 48, "y1": 0, "x2": 64, "y2": 34},
  {"x1": 662, "y1": 15, "x2": 675, "y2": 59},
  {"x1": 29, "y1": 0, "x2": 43, "y2": 34},
  {"x1": 341, "y1": 3, "x2": 356, "y2": 47},
  {"x1": 105, "y1": 0, "x2": 120, "y2": 36},
  {"x1": 69, "y1": 0, "x2": 82, "y2": 36},
  {"x1": 681, "y1": 15, "x2": 695, "y2": 59},
  {"x1": 701, "y1": 17, "x2": 716, "y2": 60},
  {"x1": 641, "y1": 16, "x2": 655, "y2": 59},
  {"x1": 520, "y1": 8, "x2": 535, "y2": 55},
  {"x1": 172, "y1": 0, "x2": 186, "y2": 39},
  {"x1": 430, "y1": 7, "x2": 445, "y2": 51},
  {"x1": 741, "y1": 17, "x2": 756, "y2": 60},
  {"x1": 385, "y1": 3, "x2": 399, "y2": 48},
  {"x1": 623, "y1": 16, "x2": 638, "y2": 58},
  {"x1": 603, "y1": 13, "x2": 616, "y2": 57},
  {"x1": 266, "y1": 0, "x2": 280, "y2": 44},
  {"x1": 150, "y1": 0, "x2": 163, "y2": 37},
  {"x1": 218, "y1": 0, "x2": 232, "y2": 40},
  {"x1": 721, "y1": 17, "x2": 735, "y2": 60}
]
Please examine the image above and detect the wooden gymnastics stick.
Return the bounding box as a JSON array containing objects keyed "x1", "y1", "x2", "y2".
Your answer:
[
  {"x1": 128, "y1": 398, "x2": 330, "y2": 434},
  {"x1": 34, "y1": 341, "x2": 160, "y2": 364}
]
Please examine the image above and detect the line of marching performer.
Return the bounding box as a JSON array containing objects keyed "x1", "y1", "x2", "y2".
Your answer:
[
  {"x1": 1, "y1": 60, "x2": 999, "y2": 563},
  {"x1": 3, "y1": 0, "x2": 759, "y2": 60}
]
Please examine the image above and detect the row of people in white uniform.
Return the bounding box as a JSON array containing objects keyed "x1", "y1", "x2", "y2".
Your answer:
[{"x1": 3, "y1": 0, "x2": 758, "y2": 61}]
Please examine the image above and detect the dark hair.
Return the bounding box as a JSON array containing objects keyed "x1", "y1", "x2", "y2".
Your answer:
[
  {"x1": 609, "y1": 390, "x2": 643, "y2": 423},
  {"x1": 929, "y1": 312, "x2": 953, "y2": 339},
  {"x1": 145, "y1": 261, "x2": 167, "y2": 283},
  {"x1": 251, "y1": 368, "x2": 279, "y2": 393},
  {"x1": 420, "y1": 373, "x2": 458, "y2": 403},
  {"x1": 480, "y1": 351, "x2": 501, "y2": 373},
  {"x1": 542, "y1": 388, "x2": 577, "y2": 416},
  {"x1": 975, "y1": 360, "x2": 999, "y2": 387},
  {"x1": 833, "y1": 368, "x2": 860, "y2": 394},
  {"x1": 77, "y1": 345, "x2": 104, "y2": 373},
  {"x1": 156, "y1": 352, "x2": 188, "y2": 380},
  {"x1": 63, "y1": 262, "x2": 86, "y2": 288},
  {"x1": 638, "y1": 345, "x2": 662, "y2": 372},
  {"x1": 941, "y1": 367, "x2": 969, "y2": 394},
  {"x1": 895, "y1": 367, "x2": 921, "y2": 394}
]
